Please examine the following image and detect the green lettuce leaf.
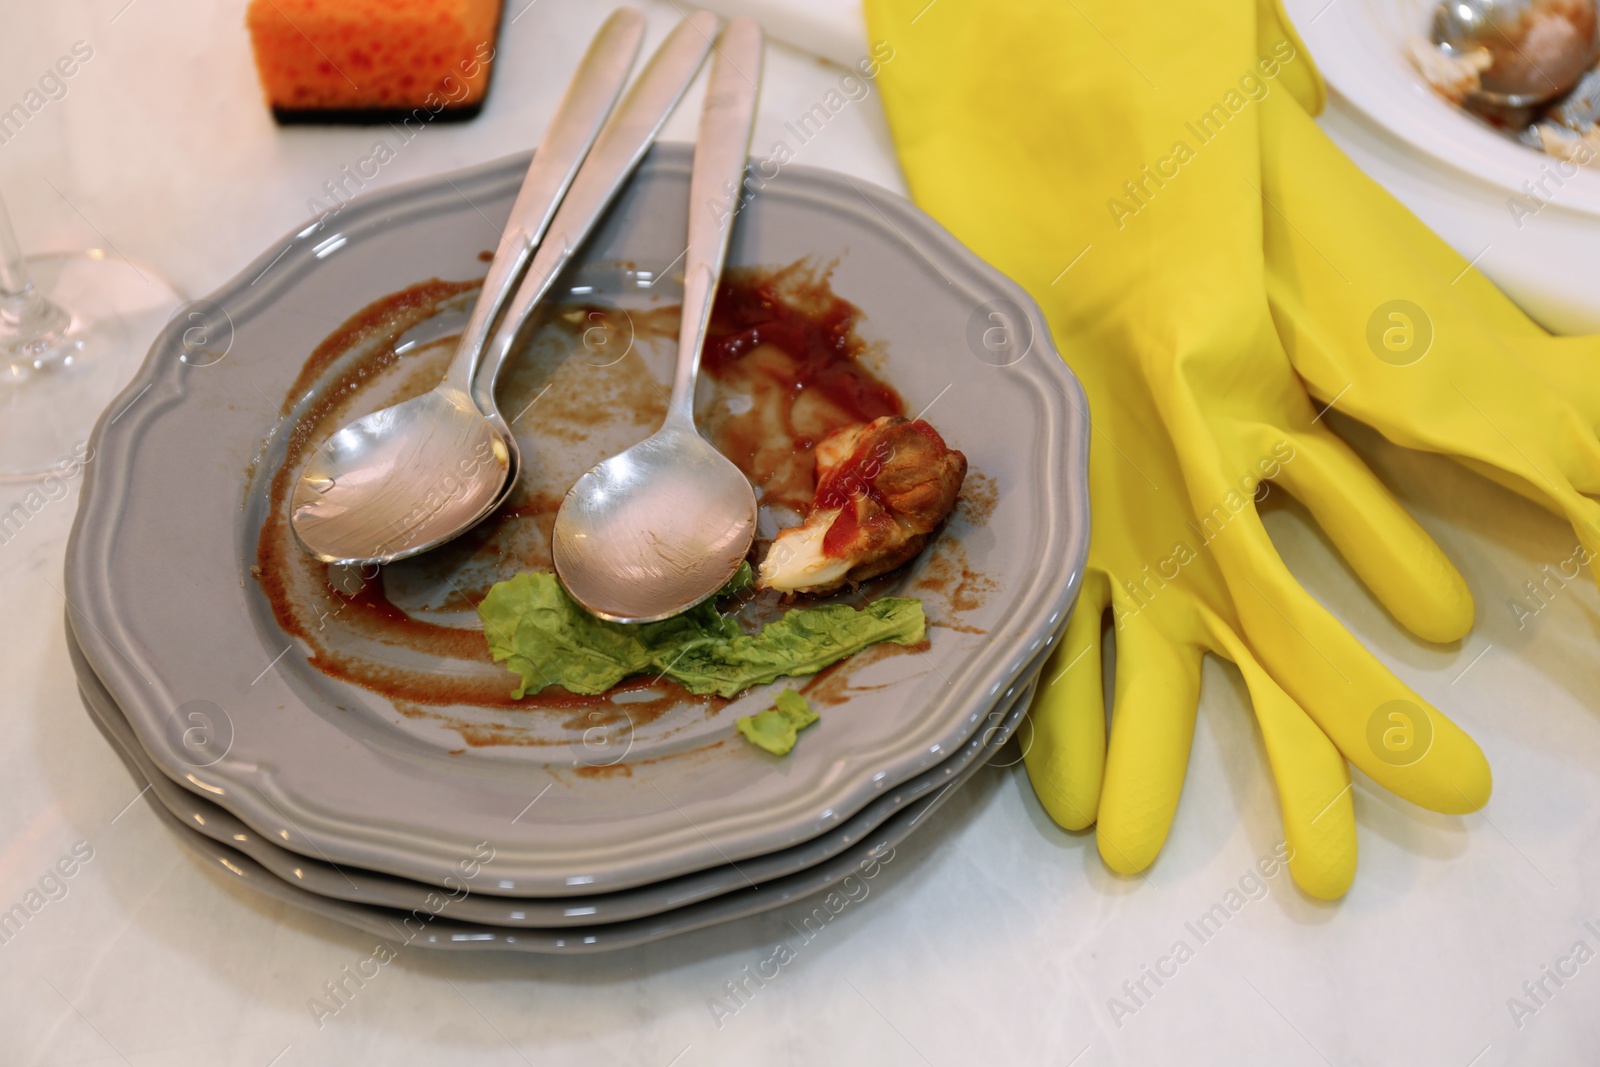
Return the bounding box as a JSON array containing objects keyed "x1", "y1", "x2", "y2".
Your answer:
[
  {"x1": 736, "y1": 689, "x2": 819, "y2": 756},
  {"x1": 477, "y1": 564, "x2": 924, "y2": 699}
]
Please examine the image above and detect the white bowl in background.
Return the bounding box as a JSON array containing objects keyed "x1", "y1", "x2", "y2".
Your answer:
[{"x1": 1286, "y1": 0, "x2": 1600, "y2": 332}]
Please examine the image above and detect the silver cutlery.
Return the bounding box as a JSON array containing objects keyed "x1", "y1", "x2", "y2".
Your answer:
[{"x1": 551, "y1": 18, "x2": 764, "y2": 623}]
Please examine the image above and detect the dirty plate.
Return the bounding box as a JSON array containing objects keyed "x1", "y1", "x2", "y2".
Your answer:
[{"x1": 65, "y1": 144, "x2": 1088, "y2": 895}]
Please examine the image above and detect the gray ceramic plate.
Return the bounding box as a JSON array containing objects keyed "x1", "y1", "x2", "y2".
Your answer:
[
  {"x1": 68, "y1": 613, "x2": 1052, "y2": 927},
  {"x1": 64, "y1": 143, "x2": 1088, "y2": 895},
  {"x1": 81, "y1": 653, "x2": 1040, "y2": 953}
]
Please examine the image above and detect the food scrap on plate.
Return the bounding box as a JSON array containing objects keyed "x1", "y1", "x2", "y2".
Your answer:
[
  {"x1": 759, "y1": 415, "x2": 968, "y2": 595},
  {"x1": 735, "y1": 689, "x2": 818, "y2": 756},
  {"x1": 477, "y1": 563, "x2": 925, "y2": 700}
]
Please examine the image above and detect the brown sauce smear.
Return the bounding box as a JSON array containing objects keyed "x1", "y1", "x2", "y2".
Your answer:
[
  {"x1": 914, "y1": 471, "x2": 999, "y2": 630},
  {"x1": 253, "y1": 262, "x2": 990, "y2": 744},
  {"x1": 696, "y1": 263, "x2": 905, "y2": 512},
  {"x1": 572, "y1": 739, "x2": 729, "y2": 779}
]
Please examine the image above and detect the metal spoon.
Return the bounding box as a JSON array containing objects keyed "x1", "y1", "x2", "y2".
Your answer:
[
  {"x1": 289, "y1": 9, "x2": 644, "y2": 565},
  {"x1": 551, "y1": 19, "x2": 764, "y2": 624},
  {"x1": 466, "y1": 11, "x2": 720, "y2": 480},
  {"x1": 290, "y1": 10, "x2": 720, "y2": 566},
  {"x1": 1433, "y1": 0, "x2": 1600, "y2": 108}
]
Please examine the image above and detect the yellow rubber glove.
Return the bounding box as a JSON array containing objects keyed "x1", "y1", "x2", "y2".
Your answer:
[
  {"x1": 864, "y1": 0, "x2": 1493, "y2": 897},
  {"x1": 1254, "y1": 82, "x2": 1600, "y2": 566}
]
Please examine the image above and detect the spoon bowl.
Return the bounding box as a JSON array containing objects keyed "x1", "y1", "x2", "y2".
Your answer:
[
  {"x1": 292, "y1": 388, "x2": 512, "y2": 564},
  {"x1": 1433, "y1": 0, "x2": 1600, "y2": 107},
  {"x1": 551, "y1": 20, "x2": 765, "y2": 623},
  {"x1": 552, "y1": 424, "x2": 756, "y2": 622}
]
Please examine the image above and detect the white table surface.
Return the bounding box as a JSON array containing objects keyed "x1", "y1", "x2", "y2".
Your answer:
[{"x1": 6, "y1": 2, "x2": 1600, "y2": 1065}]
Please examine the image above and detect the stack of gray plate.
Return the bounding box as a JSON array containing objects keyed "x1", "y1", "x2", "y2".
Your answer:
[{"x1": 62, "y1": 146, "x2": 1089, "y2": 953}]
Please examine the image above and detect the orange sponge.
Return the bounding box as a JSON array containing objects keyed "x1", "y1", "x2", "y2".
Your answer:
[{"x1": 247, "y1": 0, "x2": 502, "y2": 123}]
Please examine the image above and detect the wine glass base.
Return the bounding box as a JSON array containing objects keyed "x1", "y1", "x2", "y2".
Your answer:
[{"x1": 0, "y1": 251, "x2": 183, "y2": 482}]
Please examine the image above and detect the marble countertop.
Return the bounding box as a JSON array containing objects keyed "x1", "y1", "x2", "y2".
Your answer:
[{"x1": 4, "y1": 2, "x2": 1600, "y2": 1064}]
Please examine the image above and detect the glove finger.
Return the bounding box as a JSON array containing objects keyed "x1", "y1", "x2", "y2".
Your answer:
[
  {"x1": 1212, "y1": 621, "x2": 1357, "y2": 900},
  {"x1": 1264, "y1": 424, "x2": 1474, "y2": 644},
  {"x1": 1452, "y1": 455, "x2": 1600, "y2": 596},
  {"x1": 1220, "y1": 519, "x2": 1492, "y2": 815},
  {"x1": 1096, "y1": 606, "x2": 1204, "y2": 876},
  {"x1": 1023, "y1": 571, "x2": 1109, "y2": 831}
]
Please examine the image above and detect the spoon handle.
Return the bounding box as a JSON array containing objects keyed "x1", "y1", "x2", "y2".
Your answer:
[
  {"x1": 667, "y1": 19, "x2": 765, "y2": 429},
  {"x1": 441, "y1": 8, "x2": 645, "y2": 397},
  {"x1": 469, "y1": 11, "x2": 722, "y2": 414}
]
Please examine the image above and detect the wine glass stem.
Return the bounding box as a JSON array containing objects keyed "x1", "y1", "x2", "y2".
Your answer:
[
  {"x1": 0, "y1": 191, "x2": 70, "y2": 358},
  {"x1": 0, "y1": 192, "x2": 40, "y2": 302}
]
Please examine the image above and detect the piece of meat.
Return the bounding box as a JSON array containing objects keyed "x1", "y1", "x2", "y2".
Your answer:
[{"x1": 758, "y1": 416, "x2": 967, "y2": 594}]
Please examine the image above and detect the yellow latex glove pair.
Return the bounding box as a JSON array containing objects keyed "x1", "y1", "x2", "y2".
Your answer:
[{"x1": 860, "y1": 0, "x2": 1553, "y2": 898}]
